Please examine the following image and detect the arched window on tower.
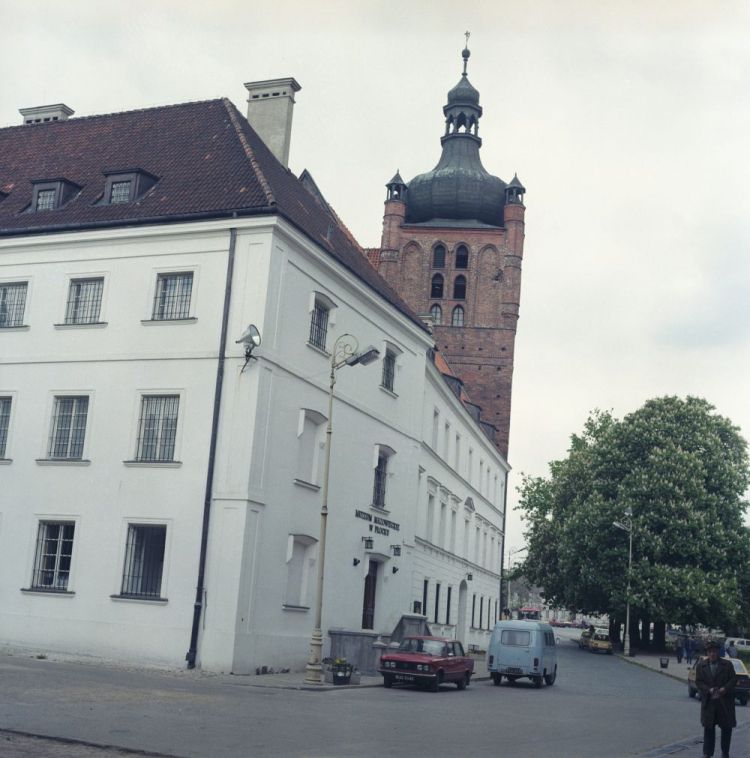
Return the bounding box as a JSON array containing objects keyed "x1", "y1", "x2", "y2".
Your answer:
[
  {"x1": 452, "y1": 306, "x2": 465, "y2": 327},
  {"x1": 431, "y1": 274, "x2": 444, "y2": 299},
  {"x1": 433, "y1": 245, "x2": 446, "y2": 269},
  {"x1": 455, "y1": 245, "x2": 469, "y2": 269},
  {"x1": 453, "y1": 275, "x2": 466, "y2": 300},
  {"x1": 430, "y1": 304, "x2": 442, "y2": 326},
  {"x1": 457, "y1": 113, "x2": 467, "y2": 133}
]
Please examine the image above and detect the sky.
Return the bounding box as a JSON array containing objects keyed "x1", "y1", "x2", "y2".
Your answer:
[{"x1": 2, "y1": 0, "x2": 748, "y2": 554}]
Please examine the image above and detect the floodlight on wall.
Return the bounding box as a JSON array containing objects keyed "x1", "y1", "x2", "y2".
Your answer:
[
  {"x1": 390, "y1": 545, "x2": 402, "y2": 557},
  {"x1": 362, "y1": 536, "x2": 374, "y2": 550},
  {"x1": 345, "y1": 345, "x2": 380, "y2": 367},
  {"x1": 236, "y1": 324, "x2": 262, "y2": 372}
]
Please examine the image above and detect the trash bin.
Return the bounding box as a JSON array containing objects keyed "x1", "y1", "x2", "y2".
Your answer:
[{"x1": 660, "y1": 657, "x2": 669, "y2": 669}]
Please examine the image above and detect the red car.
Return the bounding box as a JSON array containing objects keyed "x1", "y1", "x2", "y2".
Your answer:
[{"x1": 379, "y1": 636, "x2": 474, "y2": 692}]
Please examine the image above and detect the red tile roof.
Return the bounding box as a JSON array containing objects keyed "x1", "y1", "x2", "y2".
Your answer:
[{"x1": 0, "y1": 98, "x2": 427, "y2": 332}]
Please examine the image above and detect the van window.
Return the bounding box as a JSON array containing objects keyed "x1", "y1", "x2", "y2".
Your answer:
[{"x1": 501, "y1": 630, "x2": 531, "y2": 646}]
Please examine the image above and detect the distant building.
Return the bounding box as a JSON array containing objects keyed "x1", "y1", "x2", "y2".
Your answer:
[
  {"x1": 366, "y1": 44, "x2": 527, "y2": 459},
  {"x1": 0, "y1": 71, "x2": 509, "y2": 672}
]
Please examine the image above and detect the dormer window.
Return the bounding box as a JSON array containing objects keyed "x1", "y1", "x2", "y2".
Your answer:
[
  {"x1": 101, "y1": 169, "x2": 158, "y2": 206},
  {"x1": 30, "y1": 179, "x2": 81, "y2": 212}
]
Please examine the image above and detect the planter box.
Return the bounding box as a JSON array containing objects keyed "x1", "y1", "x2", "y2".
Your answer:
[{"x1": 324, "y1": 669, "x2": 361, "y2": 685}]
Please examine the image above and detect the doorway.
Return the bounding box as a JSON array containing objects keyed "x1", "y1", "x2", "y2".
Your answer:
[
  {"x1": 362, "y1": 561, "x2": 378, "y2": 629},
  {"x1": 457, "y1": 580, "x2": 468, "y2": 644}
]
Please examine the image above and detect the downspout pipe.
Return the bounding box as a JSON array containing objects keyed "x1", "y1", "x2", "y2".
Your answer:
[
  {"x1": 186, "y1": 227, "x2": 237, "y2": 669},
  {"x1": 500, "y1": 467, "x2": 510, "y2": 616}
]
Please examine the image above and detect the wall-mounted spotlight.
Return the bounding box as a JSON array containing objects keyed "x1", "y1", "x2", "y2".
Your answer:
[
  {"x1": 353, "y1": 558, "x2": 361, "y2": 567},
  {"x1": 390, "y1": 545, "x2": 402, "y2": 557},
  {"x1": 466, "y1": 573, "x2": 473, "y2": 581},
  {"x1": 362, "y1": 536, "x2": 374, "y2": 550},
  {"x1": 236, "y1": 324, "x2": 262, "y2": 372},
  {"x1": 392, "y1": 566, "x2": 399, "y2": 574},
  {"x1": 345, "y1": 345, "x2": 380, "y2": 367}
]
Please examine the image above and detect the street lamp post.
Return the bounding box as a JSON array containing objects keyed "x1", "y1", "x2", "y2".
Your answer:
[
  {"x1": 613, "y1": 508, "x2": 634, "y2": 657},
  {"x1": 506, "y1": 546, "x2": 527, "y2": 619},
  {"x1": 304, "y1": 334, "x2": 380, "y2": 685}
]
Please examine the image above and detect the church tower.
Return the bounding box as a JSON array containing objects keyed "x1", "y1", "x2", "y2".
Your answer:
[{"x1": 370, "y1": 43, "x2": 526, "y2": 459}]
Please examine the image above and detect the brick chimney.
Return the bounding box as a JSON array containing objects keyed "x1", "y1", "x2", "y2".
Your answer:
[
  {"x1": 20, "y1": 104, "x2": 74, "y2": 125},
  {"x1": 244, "y1": 78, "x2": 301, "y2": 168}
]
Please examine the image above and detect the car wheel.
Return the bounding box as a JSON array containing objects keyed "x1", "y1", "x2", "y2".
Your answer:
[
  {"x1": 533, "y1": 676, "x2": 543, "y2": 688},
  {"x1": 740, "y1": 697, "x2": 748, "y2": 706},
  {"x1": 383, "y1": 676, "x2": 393, "y2": 689},
  {"x1": 492, "y1": 673, "x2": 502, "y2": 686},
  {"x1": 688, "y1": 684, "x2": 696, "y2": 698},
  {"x1": 430, "y1": 674, "x2": 441, "y2": 693},
  {"x1": 457, "y1": 673, "x2": 468, "y2": 691},
  {"x1": 544, "y1": 667, "x2": 557, "y2": 686}
]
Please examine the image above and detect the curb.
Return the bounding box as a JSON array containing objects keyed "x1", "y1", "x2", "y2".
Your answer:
[
  {"x1": 222, "y1": 673, "x2": 492, "y2": 692},
  {"x1": 615, "y1": 654, "x2": 687, "y2": 685}
]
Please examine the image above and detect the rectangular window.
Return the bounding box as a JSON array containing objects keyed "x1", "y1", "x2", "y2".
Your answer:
[
  {"x1": 152, "y1": 272, "x2": 193, "y2": 320},
  {"x1": 0, "y1": 397, "x2": 11, "y2": 458},
  {"x1": 36, "y1": 189, "x2": 56, "y2": 211},
  {"x1": 372, "y1": 453, "x2": 388, "y2": 508},
  {"x1": 135, "y1": 396, "x2": 179, "y2": 462},
  {"x1": 443, "y1": 422, "x2": 450, "y2": 459},
  {"x1": 501, "y1": 629, "x2": 531, "y2": 646},
  {"x1": 455, "y1": 433, "x2": 461, "y2": 471},
  {"x1": 471, "y1": 594, "x2": 476, "y2": 627},
  {"x1": 284, "y1": 536, "x2": 315, "y2": 607},
  {"x1": 450, "y1": 510, "x2": 457, "y2": 554},
  {"x1": 48, "y1": 396, "x2": 88, "y2": 459},
  {"x1": 446, "y1": 585, "x2": 452, "y2": 625},
  {"x1": 434, "y1": 582, "x2": 441, "y2": 623},
  {"x1": 381, "y1": 350, "x2": 395, "y2": 391},
  {"x1": 426, "y1": 494, "x2": 435, "y2": 542},
  {"x1": 431, "y1": 409, "x2": 439, "y2": 449},
  {"x1": 110, "y1": 181, "x2": 132, "y2": 204},
  {"x1": 65, "y1": 278, "x2": 104, "y2": 324},
  {"x1": 480, "y1": 596, "x2": 484, "y2": 629},
  {"x1": 309, "y1": 302, "x2": 329, "y2": 349},
  {"x1": 439, "y1": 502, "x2": 447, "y2": 548},
  {"x1": 422, "y1": 579, "x2": 429, "y2": 617},
  {"x1": 31, "y1": 521, "x2": 75, "y2": 590},
  {"x1": 120, "y1": 524, "x2": 166, "y2": 598},
  {"x1": 0, "y1": 282, "x2": 28, "y2": 327}
]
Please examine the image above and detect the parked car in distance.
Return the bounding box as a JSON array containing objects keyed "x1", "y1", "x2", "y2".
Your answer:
[
  {"x1": 688, "y1": 656, "x2": 750, "y2": 705},
  {"x1": 589, "y1": 630, "x2": 613, "y2": 654},
  {"x1": 486, "y1": 620, "x2": 557, "y2": 688},
  {"x1": 579, "y1": 630, "x2": 592, "y2": 650},
  {"x1": 379, "y1": 636, "x2": 474, "y2": 692}
]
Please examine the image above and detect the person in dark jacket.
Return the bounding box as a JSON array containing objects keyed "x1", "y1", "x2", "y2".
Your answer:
[
  {"x1": 696, "y1": 640, "x2": 736, "y2": 757},
  {"x1": 675, "y1": 635, "x2": 684, "y2": 663}
]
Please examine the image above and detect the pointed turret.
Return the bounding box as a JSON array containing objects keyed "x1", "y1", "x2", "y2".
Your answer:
[{"x1": 386, "y1": 170, "x2": 407, "y2": 201}]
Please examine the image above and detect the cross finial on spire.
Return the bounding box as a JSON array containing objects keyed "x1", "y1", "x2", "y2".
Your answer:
[{"x1": 462, "y1": 32, "x2": 471, "y2": 76}]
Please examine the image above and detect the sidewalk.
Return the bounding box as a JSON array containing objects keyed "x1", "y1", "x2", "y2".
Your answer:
[{"x1": 615, "y1": 650, "x2": 692, "y2": 685}]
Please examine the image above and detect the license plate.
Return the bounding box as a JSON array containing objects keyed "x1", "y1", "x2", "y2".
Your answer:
[
  {"x1": 502, "y1": 667, "x2": 522, "y2": 674},
  {"x1": 394, "y1": 674, "x2": 415, "y2": 681}
]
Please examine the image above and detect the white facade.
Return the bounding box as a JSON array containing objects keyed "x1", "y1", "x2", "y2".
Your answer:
[{"x1": 0, "y1": 207, "x2": 508, "y2": 675}]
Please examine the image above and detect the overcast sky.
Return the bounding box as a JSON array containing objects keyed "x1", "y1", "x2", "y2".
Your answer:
[{"x1": 3, "y1": 0, "x2": 748, "y2": 553}]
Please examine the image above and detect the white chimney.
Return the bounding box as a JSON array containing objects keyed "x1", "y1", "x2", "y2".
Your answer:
[
  {"x1": 20, "y1": 104, "x2": 74, "y2": 125},
  {"x1": 244, "y1": 78, "x2": 301, "y2": 168}
]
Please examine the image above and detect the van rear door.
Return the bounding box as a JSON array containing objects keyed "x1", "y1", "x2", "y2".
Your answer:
[{"x1": 498, "y1": 628, "x2": 533, "y2": 673}]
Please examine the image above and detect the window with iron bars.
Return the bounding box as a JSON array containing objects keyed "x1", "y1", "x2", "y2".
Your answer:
[
  {"x1": 65, "y1": 278, "x2": 104, "y2": 324},
  {"x1": 372, "y1": 453, "x2": 388, "y2": 509},
  {"x1": 135, "y1": 396, "x2": 179, "y2": 462},
  {"x1": 0, "y1": 397, "x2": 11, "y2": 457},
  {"x1": 120, "y1": 524, "x2": 166, "y2": 598},
  {"x1": 381, "y1": 350, "x2": 396, "y2": 392},
  {"x1": 309, "y1": 302, "x2": 329, "y2": 350},
  {"x1": 152, "y1": 272, "x2": 193, "y2": 320},
  {"x1": 109, "y1": 181, "x2": 132, "y2": 204},
  {"x1": 0, "y1": 282, "x2": 28, "y2": 327},
  {"x1": 31, "y1": 521, "x2": 75, "y2": 591},
  {"x1": 48, "y1": 396, "x2": 89, "y2": 459},
  {"x1": 36, "y1": 189, "x2": 57, "y2": 211}
]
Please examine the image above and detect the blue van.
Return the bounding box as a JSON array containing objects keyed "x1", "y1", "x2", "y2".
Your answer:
[{"x1": 486, "y1": 620, "x2": 557, "y2": 687}]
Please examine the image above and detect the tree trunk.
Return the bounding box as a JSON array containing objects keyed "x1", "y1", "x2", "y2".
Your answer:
[
  {"x1": 629, "y1": 611, "x2": 641, "y2": 648},
  {"x1": 640, "y1": 613, "x2": 651, "y2": 651},
  {"x1": 609, "y1": 616, "x2": 621, "y2": 645},
  {"x1": 652, "y1": 620, "x2": 666, "y2": 651}
]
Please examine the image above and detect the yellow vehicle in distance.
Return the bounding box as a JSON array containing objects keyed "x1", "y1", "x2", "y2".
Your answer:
[
  {"x1": 589, "y1": 629, "x2": 613, "y2": 654},
  {"x1": 578, "y1": 630, "x2": 591, "y2": 650}
]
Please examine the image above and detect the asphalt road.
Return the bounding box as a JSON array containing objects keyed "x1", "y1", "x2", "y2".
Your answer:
[{"x1": 2, "y1": 635, "x2": 749, "y2": 758}]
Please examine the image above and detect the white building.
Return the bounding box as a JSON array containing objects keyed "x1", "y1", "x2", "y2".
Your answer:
[{"x1": 0, "y1": 83, "x2": 508, "y2": 674}]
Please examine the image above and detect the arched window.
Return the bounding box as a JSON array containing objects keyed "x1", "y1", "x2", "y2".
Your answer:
[
  {"x1": 431, "y1": 274, "x2": 444, "y2": 299},
  {"x1": 453, "y1": 275, "x2": 466, "y2": 300},
  {"x1": 430, "y1": 304, "x2": 442, "y2": 325},
  {"x1": 452, "y1": 306, "x2": 464, "y2": 327},
  {"x1": 455, "y1": 245, "x2": 469, "y2": 269},
  {"x1": 433, "y1": 244, "x2": 446, "y2": 269}
]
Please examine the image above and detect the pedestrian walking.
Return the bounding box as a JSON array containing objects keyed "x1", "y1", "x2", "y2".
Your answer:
[
  {"x1": 696, "y1": 640, "x2": 736, "y2": 758},
  {"x1": 727, "y1": 641, "x2": 738, "y2": 659},
  {"x1": 675, "y1": 635, "x2": 684, "y2": 664},
  {"x1": 686, "y1": 636, "x2": 695, "y2": 664}
]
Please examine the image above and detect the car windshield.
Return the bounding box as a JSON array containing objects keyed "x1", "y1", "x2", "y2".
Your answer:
[
  {"x1": 397, "y1": 638, "x2": 446, "y2": 656},
  {"x1": 730, "y1": 659, "x2": 746, "y2": 673}
]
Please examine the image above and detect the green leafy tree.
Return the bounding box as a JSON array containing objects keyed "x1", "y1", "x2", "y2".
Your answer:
[{"x1": 518, "y1": 397, "x2": 750, "y2": 634}]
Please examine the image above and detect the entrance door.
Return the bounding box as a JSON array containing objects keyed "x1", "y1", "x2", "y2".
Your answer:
[
  {"x1": 457, "y1": 581, "x2": 468, "y2": 644},
  {"x1": 362, "y1": 561, "x2": 378, "y2": 629}
]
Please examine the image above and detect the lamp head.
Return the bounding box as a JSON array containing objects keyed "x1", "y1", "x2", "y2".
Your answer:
[
  {"x1": 346, "y1": 345, "x2": 380, "y2": 367},
  {"x1": 236, "y1": 324, "x2": 262, "y2": 353}
]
